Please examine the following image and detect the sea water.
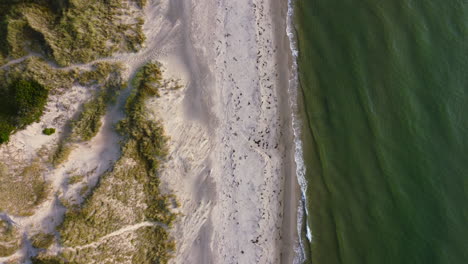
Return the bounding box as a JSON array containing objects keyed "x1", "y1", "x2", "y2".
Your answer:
[{"x1": 293, "y1": 0, "x2": 467, "y2": 263}]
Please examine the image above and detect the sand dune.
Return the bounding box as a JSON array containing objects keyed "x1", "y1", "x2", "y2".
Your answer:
[{"x1": 0, "y1": 0, "x2": 300, "y2": 263}]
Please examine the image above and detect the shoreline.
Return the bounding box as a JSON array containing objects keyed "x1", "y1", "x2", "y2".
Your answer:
[{"x1": 271, "y1": 0, "x2": 303, "y2": 263}]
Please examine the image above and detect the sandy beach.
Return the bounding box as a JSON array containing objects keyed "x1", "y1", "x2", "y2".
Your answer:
[
  {"x1": 147, "y1": 0, "x2": 301, "y2": 263},
  {"x1": 0, "y1": 0, "x2": 300, "y2": 263}
]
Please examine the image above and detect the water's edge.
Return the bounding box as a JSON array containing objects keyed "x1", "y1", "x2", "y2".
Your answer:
[{"x1": 286, "y1": 0, "x2": 310, "y2": 263}]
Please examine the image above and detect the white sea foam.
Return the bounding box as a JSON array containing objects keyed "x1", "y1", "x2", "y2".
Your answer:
[{"x1": 286, "y1": 0, "x2": 312, "y2": 263}]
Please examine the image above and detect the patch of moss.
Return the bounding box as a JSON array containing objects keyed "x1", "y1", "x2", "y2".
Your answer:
[{"x1": 0, "y1": 121, "x2": 14, "y2": 144}]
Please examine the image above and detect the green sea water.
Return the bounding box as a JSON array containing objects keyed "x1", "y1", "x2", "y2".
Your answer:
[{"x1": 294, "y1": 0, "x2": 467, "y2": 263}]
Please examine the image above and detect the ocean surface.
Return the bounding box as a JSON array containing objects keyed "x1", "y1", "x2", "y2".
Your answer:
[{"x1": 293, "y1": 0, "x2": 467, "y2": 263}]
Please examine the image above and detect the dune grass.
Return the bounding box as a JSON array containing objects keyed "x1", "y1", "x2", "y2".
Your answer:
[
  {"x1": 0, "y1": 0, "x2": 147, "y2": 66},
  {"x1": 0, "y1": 161, "x2": 49, "y2": 216},
  {"x1": 0, "y1": 218, "x2": 22, "y2": 257},
  {"x1": 42, "y1": 63, "x2": 178, "y2": 264}
]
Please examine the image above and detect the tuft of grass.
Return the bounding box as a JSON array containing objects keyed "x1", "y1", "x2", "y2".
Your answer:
[
  {"x1": 68, "y1": 175, "x2": 84, "y2": 185},
  {"x1": 131, "y1": 62, "x2": 163, "y2": 97},
  {"x1": 0, "y1": 218, "x2": 22, "y2": 257},
  {"x1": 135, "y1": 0, "x2": 148, "y2": 8},
  {"x1": 51, "y1": 142, "x2": 74, "y2": 167},
  {"x1": 31, "y1": 232, "x2": 55, "y2": 249},
  {"x1": 78, "y1": 184, "x2": 89, "y2": 197}
]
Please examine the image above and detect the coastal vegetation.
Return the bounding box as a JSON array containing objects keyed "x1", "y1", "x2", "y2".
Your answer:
[
  {"x1": 42, "y1": 128, "x2": 56, "y2": 135},
  {"x1": 0, "y1": 57, "x2": 75, "y2": 144},
  {"x1": 0, "y1": 0, "x2": 147, "y2": 66},
  {"x1": 0, "y1": 161, "x2": 48, "y2": 216},
  {"x1": 51, "y1": 62, "x2": 126, "y2": 166},
  {"x1": 68, "y1": 174, "x2": 84, "y2": 185},
  {"x1": 32, "y1": 63, "x2": 178, "y2": 263},
  {"x1": 0, "y1": 79, "x2": 48, "y2": 143},
  {"x1": 70, "y1": 63, "x2": 125, "y2": 141},
  {"x1": 30, "y1": 232, "x2": 55, "y2": 249},
  {"x1": 0, "y1": 1, "x2": 180, "y2": 262},
  {"x1": 0, "y1": 218, "x2": 22, "y2": 257}
]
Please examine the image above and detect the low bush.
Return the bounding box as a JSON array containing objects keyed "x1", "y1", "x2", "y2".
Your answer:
[
  {"x1": 0, "y1": 79, "x2": 48, "y2": 143},
  {"x1": 0, "y1": 120, "x2": 14, "y2": 143},
  {"x1": 42, "y1": 127, "x2": 55, "y2": 135}
]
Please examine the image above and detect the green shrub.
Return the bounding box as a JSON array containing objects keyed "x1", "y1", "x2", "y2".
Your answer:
[
  {"x1": 0, "y1": 79, "x2": 48, "y2": 144},
  {"x1": 12, "y1": 79, "x2": 48, "y2": 122},
  {"x1": 42, "y1": 127, "x2": 55, "y2": 135},
  {"x1": 0, "y1": 120, "x2": 14, "y2": 143}
]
